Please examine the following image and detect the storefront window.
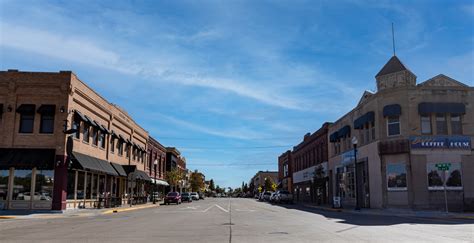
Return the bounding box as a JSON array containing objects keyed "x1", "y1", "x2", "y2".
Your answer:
[
  {"x1": 12, "y1": 169, "x2": 32, "y2": 200},
  {"x1": 35, "y1": 170, "x2": 54, "y2": 201},
  {"x1": 427, "y1": 163, "x2": 462, "y2": 190},
  {"x1": 77, "y1": 171, "x2": 85, "y2": 199},
  {"x1": 91, "y1": 174, "x2": 97, "y2": 199},
  {"x1": 67, "y1": 170, "x2": 76, "y2": 199},
  {"x1": 99, "y1": 175, "x2": 105, "y2": 195},
  {"x1": 387, "y1": 164, "x2": 407, "y2": 191},
  {"x1": 0, "y1": 170, "x2": 9, "y2": 200}
]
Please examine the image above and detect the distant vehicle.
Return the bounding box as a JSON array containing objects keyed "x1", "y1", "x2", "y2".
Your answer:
[
  {"x1": 190, "y1": 192, "x2": 200, "y2": 200},
  {"x1": 274, "y1": 190, "x2": 293, "y2": 204},
  {"x1": 263, "y1": 191, "x2": 273, "y2": 201},
  {"x1": 181, "y1": 192, "x2": 193, "y2": 202},
  {"x1": 258, "y1": 192, "x2": 265, "y2": 201},
  {"x1": 254, "y1": 193, "x2": 259, "y2": 199},
  {"x1": 198, "y1": 192, "x2": 205, "y2": 200},
  {"x1": 164, "y1": 192, "x2": 181, "y2": 205},
  {"x1": 217, "y1": 193, "x2": 222, "y2": 197}
]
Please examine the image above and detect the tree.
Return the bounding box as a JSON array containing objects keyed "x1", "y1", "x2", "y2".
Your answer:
[
  {"x1": 209, "y1": 179, "x2": 215, "y2": 191},
  {"x1": 312, "y1": 165, "x2": 327, "y2": 205},
  {"x1": 189, "y1": 170, "x2": 205, "y2": 192},
  {"x1": 165, "y1": 168, "x2": 183, "y2": 192},
  {"x1": 264, "y1": 177, "x2": 274, "y2": 191},
  {"x1": 248, "y1": 182, "x2": 255, "y2": 195}
]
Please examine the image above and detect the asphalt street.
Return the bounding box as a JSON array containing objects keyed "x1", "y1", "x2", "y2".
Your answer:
[{"x1": 0, "y1": 198, "x2": 472, "y2": 242}]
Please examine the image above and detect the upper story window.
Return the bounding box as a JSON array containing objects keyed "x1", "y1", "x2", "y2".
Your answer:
[
  {"x1": 118, "y1": 141, "x2": 123, "y2": 156},
  {"x1": 91, "y1": 126, "x2": 98, "y2": 146},
  {"x1": 16, "y1": 104, "x2": 36, "y2": 134},
  {"x1": 436, "y1": 114, "x2": 448, "y2": 135},
  {"x1": 421, "y1": 115, "x2": 432, "y2": 134},
  {"x1": 110, "y1": 137, "x2": 115, "y2": 153},
  {"x1": 387, "y1": 116, "x2": 400, "y2": 136},
  {"x1": 371, "y1": 122, "x2": 375, "y2": 140},
  {"x1": 99, "y1": 132, "x2": 105, "y2": 149},
  {"x1": 83, "y1": 123, "x2": 90, "y2": 143},
  {"x1": 126, "y1": 144, "x2": 130, "y2": 158},
  {"x1": 72, "y1": 114, "x2": 81, "y2": 139},
  {"x1": 38, "y1": 105, "x2": 55, "y2": 134},
  {"x1": 451, "y1": 114, "x2": 462, "y2": 135}
]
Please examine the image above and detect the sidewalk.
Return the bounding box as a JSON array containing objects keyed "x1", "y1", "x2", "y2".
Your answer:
[
  {"x1": 0, "y1": 201, "x2": 162, "y2": 220},
  {"x1": 301, "y1": 203, "x2": 474, "y2": 220}
]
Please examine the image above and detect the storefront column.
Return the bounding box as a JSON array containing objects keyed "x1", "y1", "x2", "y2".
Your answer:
[
  {"x1": 73, "y1": 170, "x2": 78, "y2": 208},
  {"x1": 83, "y1": 171, "x2": 87, "y2": 207},
  {"x1": 30, "y1": 168, "x2": 37, "y2": 210},
  {"x1": 96, "y1": 175, "x2": 100, "y2": 197},
  {"x1": 90, "y1": 174, "x2": 95, "y2": 199},
  {"x1": 7, "y1": 168, "x2": 14, "y2": 209},
  {"x1": 52, "y1": 155, "x2": 68, "y2": 210}
]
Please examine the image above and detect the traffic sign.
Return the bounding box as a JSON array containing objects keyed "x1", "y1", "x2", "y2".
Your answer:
[
  {"x1": 258, "y1": 186, "x2": 262, "y2": 192},
  {"x1": 435, "y1": 163, "x2": 451, "y2": 171}
]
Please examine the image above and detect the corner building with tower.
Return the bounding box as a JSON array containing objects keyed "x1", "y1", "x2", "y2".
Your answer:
[{"x1": 327, "y1": 55, "x2": 473, "y2": 211}]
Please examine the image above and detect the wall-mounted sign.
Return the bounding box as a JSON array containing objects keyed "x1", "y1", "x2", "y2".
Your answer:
[
  {"x1": 409, "y1": 136, "x2": 471, "y2": 150},
  {"x1": 341, "y1": 150, "x2": 355, "y2": 165},
  {"x1": 292, "y1": 162, "x2": 327, "y2": 184}
]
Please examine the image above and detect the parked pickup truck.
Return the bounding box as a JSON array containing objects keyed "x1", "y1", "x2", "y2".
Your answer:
[{"x1": 274, "y1": 190, "x2": 293, "y2": 204}]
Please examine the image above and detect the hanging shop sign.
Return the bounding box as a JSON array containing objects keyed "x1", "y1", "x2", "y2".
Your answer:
[{"x1": 409, "y1": 136, "x2": 471, "y2": 150}]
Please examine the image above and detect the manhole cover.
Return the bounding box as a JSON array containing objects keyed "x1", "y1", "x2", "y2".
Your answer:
[{"x1": 269, "y1": 232, "x2": 289, "y2": 235}]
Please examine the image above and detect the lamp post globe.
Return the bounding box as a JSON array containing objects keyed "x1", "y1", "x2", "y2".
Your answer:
[{"x1": 153, "y1": 159, "x2": 158, "y2": 204}]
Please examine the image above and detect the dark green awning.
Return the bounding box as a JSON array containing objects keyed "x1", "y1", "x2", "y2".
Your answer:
[
  {"x1": 71, "y1": 152, "x2": 118, "y2": 176},
  {"x1": 354, "y1": 111, "x2": 375, "y2": 129},
  {"x1": 16, "y1": 104, "x2": 36, "y2": 115},
  {"x1": 110, "y1": 162, "x2": 127, "y2": 177},
  {"x1": 37, "y1": 105, "x2": 56, "y2": 115},
  {"x1": 0, "y1": 148, "x2": 55, "y2": 170},
  {"x1": 418, "y1": 102, "x2": 465, "y2": 115},
  {"x1": 123, "y1": 165, "x2": 151, "y2": 182},
  {"x1": 383, "y1": 104, "x2": 401, "y2": 117}
]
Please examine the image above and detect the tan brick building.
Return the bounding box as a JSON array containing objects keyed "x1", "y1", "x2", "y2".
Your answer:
[
  {"x1": 328, "y1": 56, "x2": 473, "y2": 211},
  {"x1": 0, "y1": 70, "x2": 157, "y2": 210}
]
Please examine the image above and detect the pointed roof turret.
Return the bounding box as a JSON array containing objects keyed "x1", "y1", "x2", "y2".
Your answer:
[{"x1": 375, "y1": 55, "x2": 408, "y2": 77}]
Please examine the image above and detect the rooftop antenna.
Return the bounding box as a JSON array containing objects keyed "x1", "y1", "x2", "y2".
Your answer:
[{"x1": 392, "y1": 23, "x2": 396, "y2": 56}]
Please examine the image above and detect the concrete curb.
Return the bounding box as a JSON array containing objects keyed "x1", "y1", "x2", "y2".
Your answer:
[
  {"x1": 302, "y1": 204, "x2": 474, "y2": 220},
  {"x1": 101, "y1": 203, "x2": 159, "y2": 215}
]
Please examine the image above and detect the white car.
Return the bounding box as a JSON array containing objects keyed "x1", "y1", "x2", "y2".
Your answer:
[
  {"x1": 262, "y1": 191, "x2": 273, "y2": 201},
  {"x1": 269, "y1": 192, "x2": 278, "y2": 203},
  {"x1": 274, "y1": 190, "x2": 293, "y2": 204},
  {"x1": 190, "y1": 192, "x2": 200, "y2": 200}
]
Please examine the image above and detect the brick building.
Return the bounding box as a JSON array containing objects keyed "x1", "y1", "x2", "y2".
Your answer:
[
  {"x1": 165, "y1": 147, "x2": 187, "y2": 192},
  {"x1": 328, "y1": 55, "x2": 474, "y2": 211},
  {"x1": 291, "y1": 123, "x2": 330, "y2": 204},
  {"x1": 250, "y1": 171, "x2": 278, "y2": 193},
  {"x1": 277, "y1": 150, "x2": 292, "y2": 192},
  {"x1": 147, "y1": 136, "x2": 168, "y2": 197},
  {"x1": 0, "y1": 70, "x2": 156, "y2": 210}
]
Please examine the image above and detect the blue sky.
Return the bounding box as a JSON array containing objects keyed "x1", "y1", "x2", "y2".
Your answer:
[{"x1": 1, "y1": 0, "x2": 473, "y2": 188}]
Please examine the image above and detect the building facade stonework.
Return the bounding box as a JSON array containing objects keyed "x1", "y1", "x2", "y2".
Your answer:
[{"x1": 327, "y1": 56, "x2": 473, "y2": 211}]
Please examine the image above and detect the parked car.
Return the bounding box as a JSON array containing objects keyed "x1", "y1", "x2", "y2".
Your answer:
[
  {"x1": 274, "y1": 190, "x2": 293, "y2": 204},
  {"x1": 269, "y1": 192, "x2": 278, "y2": 203},
  {"x1": 198, "y1": 192, "x2": 205, "y2": 200},
  {"x1": 164, "y1": 192, "x2": 181, "y2": 205},
  {"x1": 181, "y1": 192, "x2": 193, "y2": 202},
  {"x1": 190, "y1": 192, "x2": 200, "y2": 200},
  {"x1": 262, "y1": 191, "x2": 273, "y2": 201}
]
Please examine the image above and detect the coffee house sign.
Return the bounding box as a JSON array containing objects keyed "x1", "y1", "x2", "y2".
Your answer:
[{"x1": 409, "y1": 136, "x2": 471, "y2": 150}]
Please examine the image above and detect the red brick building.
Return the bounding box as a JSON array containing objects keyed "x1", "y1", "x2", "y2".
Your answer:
[
  {"x1": 291, "y1": 122, "x2": 331, "y2": 204},
  {"x1": 278, "y1": 150, "x2": 292, "y2": 192}
]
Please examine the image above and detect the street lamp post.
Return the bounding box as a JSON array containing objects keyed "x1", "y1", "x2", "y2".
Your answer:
[
  {"x1": 153, "y1": 159, "x2": 158, "y2": 204},
  {"x1": 352, "y1": 136, "x2": 361, "y2": 210}
]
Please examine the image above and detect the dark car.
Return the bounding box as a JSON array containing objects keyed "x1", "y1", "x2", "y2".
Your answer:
[
  {"x1": 164, "y1": 192, "x2": 181, "y2": 205},
  {"x1": 181, "y1": 192, "x2": 193, "y2": 202}
]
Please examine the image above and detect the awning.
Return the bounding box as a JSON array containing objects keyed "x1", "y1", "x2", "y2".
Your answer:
[
  {"x1": 83, "y1": 114, "x2": 95, "y2": 125},
  {"x1": 16, "y1": 104, "x2": 36, "y2": 115},
  {"x1": 338, "y1": 125, "x2": 351, "y2": 139},
  {"x1": 0, "y1": 148, "x2": 55, "y2": 170},
  {"x1": 418, "y1": 102, "x2": 465, "y2": 115},
  {"x1": 329, "y1": 131, "x2": 339, "y2": 143},
  {"x1": 151, "y1": 178, "x2": 169, "y2": 186},
  {"x1": 100, "y1": 125, "x2": 111, "y2": 134},
  {"x1": 354, "y1": 111, "x2": 375, "y2": 129},
  {"x1": 118, "y1": 134, "x2": 126, "y2": 142},
  {"x1": 74, "y1": 110, "x2": 88, "y2": 123},
  {"x1": 37, "y1": 105, "x2": 56, "y2": 115},
  {"x1": 71, "y1": 152, "x2": 118, "y2": 176},
  {"x1": 383, "y1": 104, "x2": 401, "y2": 117},
  {"x1": 123, "y1": 165, "x2": 151, "y2": 181},
  {"x1": 110, "y1": 162, "x2": 127, "y2": 177},
  {"x1": 111, "y1": 130, "x2": 118, "y2": 139}
]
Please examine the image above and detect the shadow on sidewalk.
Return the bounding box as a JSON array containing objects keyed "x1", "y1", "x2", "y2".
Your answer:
[{"x1": 257, "y1": 200, "x2": 474, "y2": 226}]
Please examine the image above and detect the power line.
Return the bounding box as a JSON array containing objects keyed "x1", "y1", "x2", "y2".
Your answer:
[{"x1": 179, "y1": 145, "x2": 293, "y2": 150}]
